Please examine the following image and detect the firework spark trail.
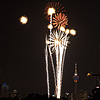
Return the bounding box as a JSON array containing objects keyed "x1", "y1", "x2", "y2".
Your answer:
[
  {"x1": 56, "y1": 44, "x2": 64, "y2": 99},
  {"x1": 61, "y1": 35, "x2": 67, "y2": 72},
  {"x1": 44, "y1": 2, "x2": 76, "y2": 99},
  {"x1": 54, "y1": 31, "x2": 62, "y2": 98},
  {"x1": 48, "y1": 36, "x2": 55, "y2": 42},
  {"x1": 59, "y1": 31, "x2": 65, "y2": 40},
  {"x1": 44, "y1": 2, "x2": 66, "y2": 20},
  {"x1": 60, "y1": 35, "x2": 69, "y2": 95},
  {"x1": 54, "y1": 31, "x2": 59, "y2": 96},
  {"x1": 60, "y1": 47, "x2": 67, "y2": 91},
  {"x1": 45, "y1": 36, "x2": 50, "y2": 98},
  {"x1": 50, "y1": 14, "x2": 52, "y2": 34},
  {"x1": 55, "y1": 42, "x2": 59, "y2": 97},
  {"x1": 60, "y1": 45, "x2": 64, "y2": 92},
  {"x1": 48, "y1": 46, "x2": 56, "y2": 87},
  {"x1": 46, "y1": 30, "x2": 69, "y2": 98}
]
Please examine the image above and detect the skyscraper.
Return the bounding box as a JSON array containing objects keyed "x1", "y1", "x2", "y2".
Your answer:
[
  {"x1": 73, "y1": 63, "x2": 79, "y2": 94},
  {"x1": 0, "y1": 83, "x2": 9, "y2": 98}
]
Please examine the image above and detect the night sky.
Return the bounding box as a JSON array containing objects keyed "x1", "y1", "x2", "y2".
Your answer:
[{"x1": 0, "y1": 0, "x2": 100, "y2": 96}]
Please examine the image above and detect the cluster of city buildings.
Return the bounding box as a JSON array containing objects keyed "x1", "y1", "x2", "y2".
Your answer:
[
  {"x1": 0, "y1": 63, "x2": 100, "y2": 100},
  {"x1": 0, "y1": 83, "x2": 18, "y2": 98}
]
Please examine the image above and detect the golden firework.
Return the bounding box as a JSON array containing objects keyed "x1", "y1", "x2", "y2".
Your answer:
[
  {"x1": 53, "y1": 13, "x2": 68, "y2": 29},
  {"x1": 20, "y1": 16, "x2": 28, "y2": 24}
]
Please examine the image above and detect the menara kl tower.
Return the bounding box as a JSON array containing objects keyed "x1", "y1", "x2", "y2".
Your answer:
[{"x1": 73, "y1": 63, "x2": 79, "y2": 94}]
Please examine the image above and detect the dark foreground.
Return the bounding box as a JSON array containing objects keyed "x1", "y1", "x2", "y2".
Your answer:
[
  {"x1": 0, "y1": 92, "x2": 100, "y2": 100},
  {"x1": 0, "y1": 93, "x2": 69, "y2": 100}
]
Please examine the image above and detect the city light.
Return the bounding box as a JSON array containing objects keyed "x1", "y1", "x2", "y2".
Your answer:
[
  {"x1": 87, "y1": 73, "x2": 92, "y2": 76},
  {"x1": 65, "y1": 93, "x2": 69, "y2": 95}
]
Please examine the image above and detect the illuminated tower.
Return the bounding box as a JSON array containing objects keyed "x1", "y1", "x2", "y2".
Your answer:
[{"x1": 73, "y1": 63, "x2": 79, "y2": 94}]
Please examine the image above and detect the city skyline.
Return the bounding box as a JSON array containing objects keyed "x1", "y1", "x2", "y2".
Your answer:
[{"x1": 0, "y1": 0, "x2": 100, "y2": 96}]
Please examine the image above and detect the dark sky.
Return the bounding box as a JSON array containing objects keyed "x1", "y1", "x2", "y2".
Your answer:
[{"x1": 0, "y1": 0, "x2": 100, "y2": 96}]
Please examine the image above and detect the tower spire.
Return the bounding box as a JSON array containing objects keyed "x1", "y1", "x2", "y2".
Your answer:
[
  {"x1": 75, "y1": 63, "x2": 77, "y2": 75},
  {"x1": 73, "y1": 63, "x2": 79, "y2": 94}
]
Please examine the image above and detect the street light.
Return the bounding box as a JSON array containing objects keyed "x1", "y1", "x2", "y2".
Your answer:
[
  {"x1": 87, "y1": 72, "x2": 92, "y2": 76},
  {"x1": 87, "y1": 72, "x2": 100, "y2": 87}
]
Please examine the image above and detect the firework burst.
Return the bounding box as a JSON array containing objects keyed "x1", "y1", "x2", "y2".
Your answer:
[
  {"x1": 44, "y1": 2, "x2": 65, "y2": 20},
  {"x1": 44, "y1": 2, "x2": 76, "y2": 99},
  {"x1": 47, "y1": 30, "x2": 69, "y2": 52},
  {"x1": 53, "y1": 13, "x2": 68, "y2": 29}
]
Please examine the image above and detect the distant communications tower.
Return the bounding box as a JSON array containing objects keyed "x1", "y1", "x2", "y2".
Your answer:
[{"x1": 73, "y1": 63, "x2": 79, "y2": 94}]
